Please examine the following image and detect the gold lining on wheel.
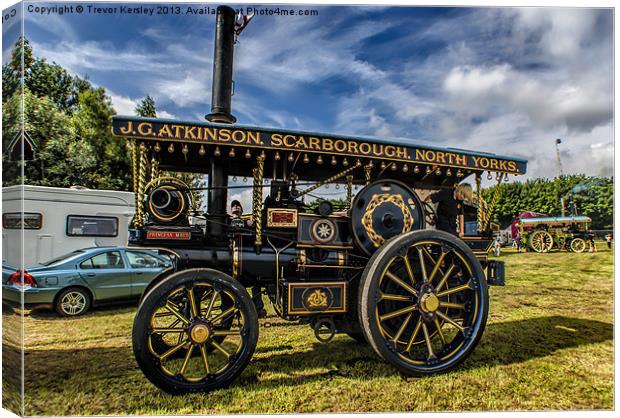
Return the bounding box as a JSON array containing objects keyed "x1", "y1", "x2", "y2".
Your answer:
[
  {"x1": 147, "y1": 282, "x2": 247, "y2": 381},
  {"x1": 375, "y1": 240, "x2": 479, "y2": 366},
  {"x1": 570, "y1": 238, "x2": 586, "y2": 253}
]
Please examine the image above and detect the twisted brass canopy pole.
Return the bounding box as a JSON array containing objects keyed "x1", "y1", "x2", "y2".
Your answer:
[{"x1": 252, "y1": 154, "x2": 265, "y2": 250}]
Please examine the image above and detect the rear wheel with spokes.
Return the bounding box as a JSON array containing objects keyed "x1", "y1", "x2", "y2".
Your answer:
[
  {"x1": 529, "y1": 230, "x2": 554, "y2": 253},
  {"x1": 358, "y1": 230, "x2": 488, "y2": 375},
  {"x1": 132, "y1": 269, "x2": 258, "y2": 394}
]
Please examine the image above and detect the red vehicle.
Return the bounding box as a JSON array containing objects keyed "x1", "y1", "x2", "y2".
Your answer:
[{"x1": 510, "y1": 212, "x2": 547, "y2": 240}]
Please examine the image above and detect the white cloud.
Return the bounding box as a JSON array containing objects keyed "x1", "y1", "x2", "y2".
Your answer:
[
  {"x1": 514, "y1": 8, "x2": 600, "y2": 61},
  {"x1": 158, "y1": 110, "x2": 176, "y2": 119},
  {"x1": 108, "y1": 92, "x2": 176, "y2": 119},
  {"x1": 154, "y1": 72, "x2": 210, "y2": 107},
  {"x1": 234, "y1": 14, "x2": 397, "y2": 93},
  {"x1": 31, "y1": 40, "x2": 179, "y2": 74},
  {"x1": 109, "y1": 93, "x2": 137, "y2": 115},
  {"x1": 442, "y1": 64, "x2": 612, "y2": 132}
]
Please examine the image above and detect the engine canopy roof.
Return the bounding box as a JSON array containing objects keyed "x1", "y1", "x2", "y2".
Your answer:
[{"x1": 112, "y1": 116, "x2": 527, "y2": 186}]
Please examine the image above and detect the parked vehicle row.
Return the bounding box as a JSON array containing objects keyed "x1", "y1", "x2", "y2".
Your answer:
[{"x1": 2, "y1": 247, "x2": 173, "y2": 316}]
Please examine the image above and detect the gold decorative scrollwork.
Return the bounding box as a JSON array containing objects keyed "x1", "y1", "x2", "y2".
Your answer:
[
  {"x1": 150, "y1": 157, "x2": 160, "y2": 182},
  {"x1": 306, "y1": 289, "x2": 329, "y2": 308},
  {"x1": 361, "y1": 194, "x2": 414, "y2": 248},
  {"x1": 364, "y1": 162, "x2": 373, "y2": 185}
]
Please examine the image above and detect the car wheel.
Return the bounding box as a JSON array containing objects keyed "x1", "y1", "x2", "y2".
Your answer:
[{"x1": 55, "y1": 288, "x2": 91, "y2": 316}]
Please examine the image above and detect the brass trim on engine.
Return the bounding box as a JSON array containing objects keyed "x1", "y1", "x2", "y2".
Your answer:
[
  {"x1": 297, "y1": 244, "x2": 354, "y2": 250},
  {"x1": 361, "y1": 193, "x2": 414, "y2": 248},
  {"x1": 337, "y1": 251, "x2": 345, "y2": 267},
  {"x1": 287, "y1": 282, "x2": 348, "y2": 315},
  {"x1": 267, "y1": 208, "x2": 298, "y2": 228},
  {"x1": 147, "y1": 184, "x2": 188, "y2": 223},
  {"x1": 231, "y1": 235, "x2": 242, "y2": 279}
]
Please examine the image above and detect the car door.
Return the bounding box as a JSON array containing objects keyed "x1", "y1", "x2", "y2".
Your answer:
[
  {"x1": 125, "y1": 250, "x2": 168, "y2": 297},
  {"x1": 78, "y1": 250, "x2": 132, "y2": 301}
]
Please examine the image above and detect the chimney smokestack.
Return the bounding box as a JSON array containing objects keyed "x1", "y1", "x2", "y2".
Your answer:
[{"x1": 206, "y1": 6, "x2": 237, "y2": 124}]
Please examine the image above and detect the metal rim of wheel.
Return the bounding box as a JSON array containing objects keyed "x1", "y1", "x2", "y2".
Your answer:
[
  {"x1": 529, "y1": 230, "x2": 554, "y2": 253},
  {"x1": 570, "y1": 238, "x2": 586, "y2": 253},
  {"x1": 359, "y1": 230, "x2": 488, "y2": 375},
  {"x1": 132, "y1": 269, "x2": 258, "y2": 394},
  {"x1": 60, "y1": 290, "x2": 88, "y2": 315}
]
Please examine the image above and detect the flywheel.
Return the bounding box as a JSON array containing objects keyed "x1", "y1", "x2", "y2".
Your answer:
[{"x1": 350, "y1": 180, "x2": 425, "y2": 255}]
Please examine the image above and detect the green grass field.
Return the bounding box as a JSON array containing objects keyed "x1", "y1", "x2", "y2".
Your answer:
[{"x1": 3, "y1": 244, "x2": 614, "y2": 414}]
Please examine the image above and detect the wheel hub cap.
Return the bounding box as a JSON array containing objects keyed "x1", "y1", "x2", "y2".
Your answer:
[
  {"x1": 419, "y1": 292, "x2": 440, "y2": 313},
  {"x1": 189, "y1": 323, "x2": 210, "y2": 344}
]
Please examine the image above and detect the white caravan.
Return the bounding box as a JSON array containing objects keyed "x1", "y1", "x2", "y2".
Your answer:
[{"x1": 2, "y1": 185, "x2": 135, "y2": 268}]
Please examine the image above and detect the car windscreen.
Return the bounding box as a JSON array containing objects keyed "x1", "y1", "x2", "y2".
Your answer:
[{"x1": 39, "y1": 250, "x2": 85, "y2": 266}]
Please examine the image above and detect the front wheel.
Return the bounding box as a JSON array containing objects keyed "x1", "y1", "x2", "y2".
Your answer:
[
  {"x1": 358, "y1": 230, "x2": 489, "y2": 376},
  {"x1": 132, "y1": 269, "x2": 258, "y2": 394},
  {"x1": 570, "y1": 238, "x2": 586, "y2": 253}
]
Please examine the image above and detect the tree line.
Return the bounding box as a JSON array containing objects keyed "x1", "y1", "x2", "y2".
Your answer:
[
  {"x1": 2, "y1": 37, "x2": 203, "y2": 203},
  {"x1": 2, "y1": 37, "x2": 132, "y2": 190},
  {"x1": 481, "y1": 175, "x2": 613, "y2": 230}
]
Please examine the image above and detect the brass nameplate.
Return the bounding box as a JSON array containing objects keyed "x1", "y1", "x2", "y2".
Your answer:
[
  {"x1": 267, "y1": 208, "x2": 298, "y2": 228},
  {"x1": 146, "y1": 230, "x2": 191, "y2": 240}
]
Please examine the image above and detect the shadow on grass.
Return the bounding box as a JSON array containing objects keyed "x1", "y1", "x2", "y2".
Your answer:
[
  {"x1": 466, "y1": 315, "x2": 612, "y2": 369},
  {"x1": 25, "y1": 301, "x2": 137, "y2": 320},
  {"x1": 3, "y1": 342, "x2": 23, "y2": 415},
  {"x1": 22, "y1": 315, "x2": 612, "y2": 398}
]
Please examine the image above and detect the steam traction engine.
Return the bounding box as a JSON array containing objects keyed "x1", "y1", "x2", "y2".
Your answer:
[
  {"x1": 518, "y1": 216, "x2": 594, "y2": 253},
  {"x1": 112, "y1": 6, "x2": 528, "y2": 394}
]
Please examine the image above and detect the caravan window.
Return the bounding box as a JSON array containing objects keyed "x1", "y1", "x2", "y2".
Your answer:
[
  {"x1": 66, "y1": 215, "x2": 118, "y2": 237},
  {"x1": 3, "y1": 213, "x2": 42, "y2": 230}
]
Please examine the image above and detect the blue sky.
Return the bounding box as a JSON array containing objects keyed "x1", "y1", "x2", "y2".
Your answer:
[{"x1": 2, "y1": 2, "x2": 614, "y2": 184}]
